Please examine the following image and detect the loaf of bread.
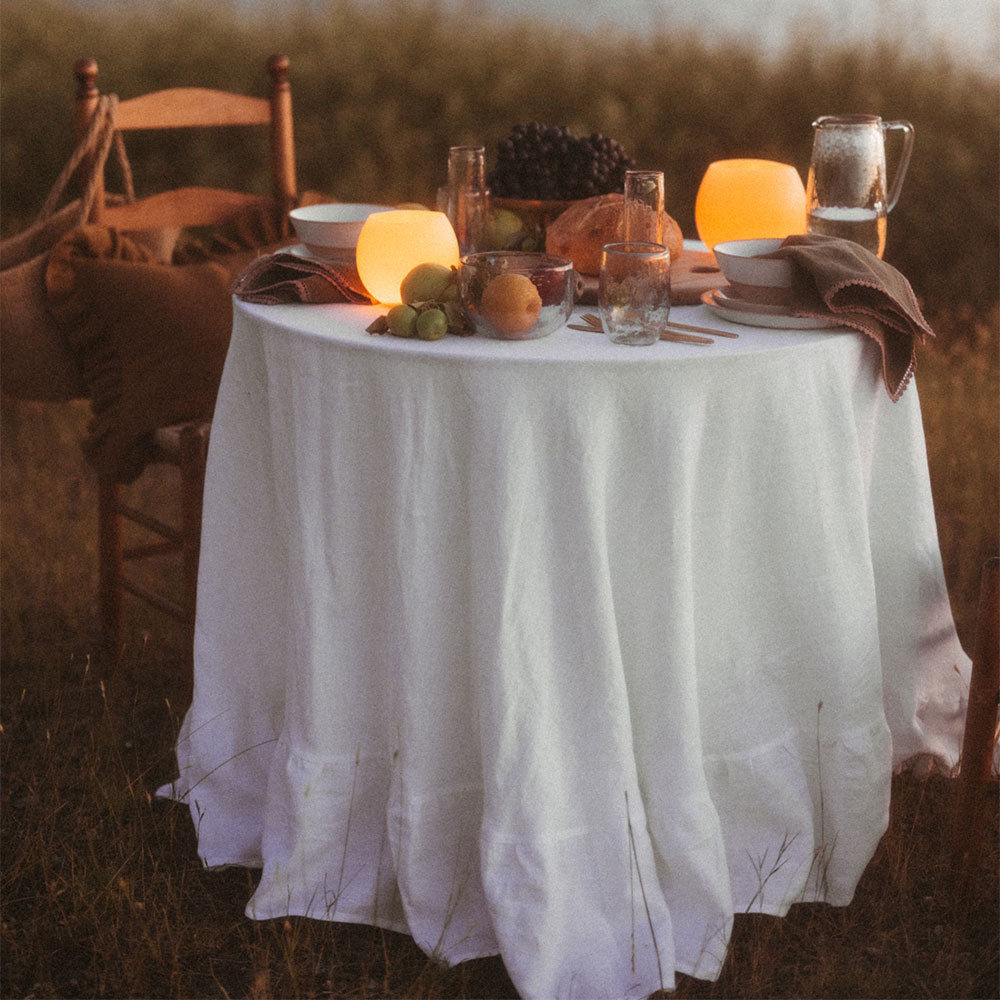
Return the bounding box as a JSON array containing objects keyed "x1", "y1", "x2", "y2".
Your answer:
[{"x1": 545, "y1": 193, "x2": 684, "y2": 275}]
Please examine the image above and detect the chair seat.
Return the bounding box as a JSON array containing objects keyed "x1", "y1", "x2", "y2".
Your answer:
[{"x1": 102, "y1": 187, "x2": 274, "y2": 232}]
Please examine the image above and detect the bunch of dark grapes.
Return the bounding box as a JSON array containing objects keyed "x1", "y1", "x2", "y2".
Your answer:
[{"x1": 488, "y1": 122, "x2": 635, "y2": 201}]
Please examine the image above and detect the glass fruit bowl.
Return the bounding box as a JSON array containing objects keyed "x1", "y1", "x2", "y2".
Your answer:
[{"x1": 460, "y1": 251, "x2": 575, "y2": 340}]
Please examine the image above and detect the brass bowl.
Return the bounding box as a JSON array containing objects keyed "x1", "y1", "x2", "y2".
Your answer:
[{"x1": 488, "y1": 197, "x2": 578, "y2": 251}]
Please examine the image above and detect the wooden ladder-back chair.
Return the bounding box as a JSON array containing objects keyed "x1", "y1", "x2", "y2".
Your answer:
[{"x1": 73, "y1": 54, "x2": 297, "y2": 697}]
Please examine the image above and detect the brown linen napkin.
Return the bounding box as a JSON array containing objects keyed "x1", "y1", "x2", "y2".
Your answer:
[
  {"x1": 768, "y1": 234, "x2": 934, "y2": 402},
  {"x1": 231, "y1": 251, "x2": 373, "y2": 305}
]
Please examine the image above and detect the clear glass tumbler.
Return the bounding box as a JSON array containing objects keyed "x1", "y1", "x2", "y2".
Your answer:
[
  {"x1": 599, "y1": 242, "x2": 671, "y2": 346},
  {"x1": 445, "y1": 145, "x2": 490, "y2": 255},
  {"x1": 623, "y1": 170, "x2": 665, "y2": 245}
]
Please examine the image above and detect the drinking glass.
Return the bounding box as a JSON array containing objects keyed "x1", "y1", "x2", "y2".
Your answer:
[
  {"x1": 445, "y1": 145, "x2": 490, "y2": 255},
  {"x1": 623, "y1": 170, "x2": 665, "y2": 245},
  {"x1": 599, "y1": 242, "x2": 671, "y2": 346}
]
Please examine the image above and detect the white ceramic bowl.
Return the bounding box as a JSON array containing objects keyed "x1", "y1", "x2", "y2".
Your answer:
[
  {"x1": 712, "y1": 238, "x2": 795, "y2": 289},
  {"x1": 288, "y1": 203, "x2": 391, "y2": 259}
]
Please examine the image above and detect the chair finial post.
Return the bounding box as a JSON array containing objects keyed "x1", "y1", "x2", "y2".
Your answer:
[
  {"x1": 73, "y1": 57, "x2": 105, "y2": 220},
  {"x1": 267, "y1": 53, "x2": 290, "y2": 91},
  {"x1": 74, "y1": 57, "x2": 99, "y2": 100}
]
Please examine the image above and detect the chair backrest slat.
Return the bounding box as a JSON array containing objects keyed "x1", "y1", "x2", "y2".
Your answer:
[{"x1": 114, "y1": 89, "x2": 272, "y2": 130}]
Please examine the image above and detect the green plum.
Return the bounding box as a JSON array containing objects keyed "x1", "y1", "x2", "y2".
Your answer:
[
  {"x1": 416, "y1": 307, "x2": 448, "y2": 341},
  {"x1": 386, "y1": 303, "x2": 418, "y2": 337}
]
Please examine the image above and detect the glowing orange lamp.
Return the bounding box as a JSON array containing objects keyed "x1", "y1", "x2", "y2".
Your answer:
[
  {"x1": 355, "y1": 210, "x2": 460, "y2": 303},
  {"x1": 694, "y1": 159, "x2": 807, "y2": 250}
]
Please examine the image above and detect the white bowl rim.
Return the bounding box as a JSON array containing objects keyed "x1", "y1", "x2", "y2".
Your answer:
[
  {"x1": 289, "y1": 203, "x2": 392, "y2": 224},
  {"x1": 712, "y1": 237, "x2": 787, "y2": 258}
]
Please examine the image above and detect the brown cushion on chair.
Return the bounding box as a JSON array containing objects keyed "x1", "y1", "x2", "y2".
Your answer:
[
  {"x1": 45, "y1": 224, "x2": 232, "y2": 483},
  {"x1": 0, "y1": 203, "x2": 180, "y2": 402},
  {"x1": 1, "y1": 251, "x2": 88, "y2": 401}
]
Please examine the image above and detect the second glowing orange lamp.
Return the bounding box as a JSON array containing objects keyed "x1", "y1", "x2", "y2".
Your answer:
[
  {"x1": 694, "y1": 159, "x2": 807, "y2": 250},
  {"x1": 355, "y1": 210, "x2": 460, "y2": 304}
]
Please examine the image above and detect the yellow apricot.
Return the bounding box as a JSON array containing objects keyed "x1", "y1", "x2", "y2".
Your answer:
[{"x1": 480, "y1": 272, "x2": 542, "y2": 335}]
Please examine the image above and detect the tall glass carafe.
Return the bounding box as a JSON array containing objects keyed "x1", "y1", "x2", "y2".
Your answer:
[
  {"x1": 806, "y1": 114, "x2": 914, "y2": 258},
  {"x1": 445, "y1": 145, "x2": 489, "y2": 255}
]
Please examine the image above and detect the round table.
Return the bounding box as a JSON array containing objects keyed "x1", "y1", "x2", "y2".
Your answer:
[{"x1": 165, "y1": 296, "x2": 970, "y2": 1000}]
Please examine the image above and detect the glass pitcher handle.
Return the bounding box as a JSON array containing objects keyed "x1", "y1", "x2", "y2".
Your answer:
[{"x1": 882, "y1": 120, "x2": 914, "y2": 212}]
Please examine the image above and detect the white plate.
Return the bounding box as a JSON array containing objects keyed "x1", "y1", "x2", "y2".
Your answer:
[
  {"x1": 711, "y1": 285, "x2": 799, "y2": 315},
  {"x1": 700, "y1": 289, "x2": 845, "y2": 330},
  {"x1": 286, "y1": 243, "x2": 355, "y2": 264}
]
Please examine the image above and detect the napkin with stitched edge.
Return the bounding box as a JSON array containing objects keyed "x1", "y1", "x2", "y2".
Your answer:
[
  {"x1": 231, "y1": 251, "x2": 373, "y2": 305},
  {"x1": 767, "y1": 234, "x2": 934, "y2": 402}
]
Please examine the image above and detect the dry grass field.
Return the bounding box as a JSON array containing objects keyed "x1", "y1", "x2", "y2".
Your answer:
[{"x1": 1, "y1": 1, "x2": 998, "y2": 997}]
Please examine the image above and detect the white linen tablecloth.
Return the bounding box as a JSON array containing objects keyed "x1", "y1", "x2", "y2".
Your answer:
[{"x1": 165, "y1": 296, "x2": 970, "y2": 1000}]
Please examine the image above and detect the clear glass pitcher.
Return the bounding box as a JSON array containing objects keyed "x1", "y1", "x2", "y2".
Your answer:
[{"x1": 805, "y1": 114, "x2": 914, "y2": 258}]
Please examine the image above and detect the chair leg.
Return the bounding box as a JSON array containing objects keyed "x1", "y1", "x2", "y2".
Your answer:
[
  {"x1": 953, "y1": 556, "x2": 1000, "y2": 883},
  {"x1": 97, "y1": 477, "x2": 123, "y2": 660}
]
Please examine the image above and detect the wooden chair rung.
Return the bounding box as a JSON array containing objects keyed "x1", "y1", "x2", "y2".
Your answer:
[
  {"x1": 120, "y1": 576, "x2": 188, "y2": 623},
  {"x1": 115, "y1": 501, "x2": 182, "y2": 543},
  {"x1": 123, "y1": 539, "x2": 181, "y2": 561}
]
